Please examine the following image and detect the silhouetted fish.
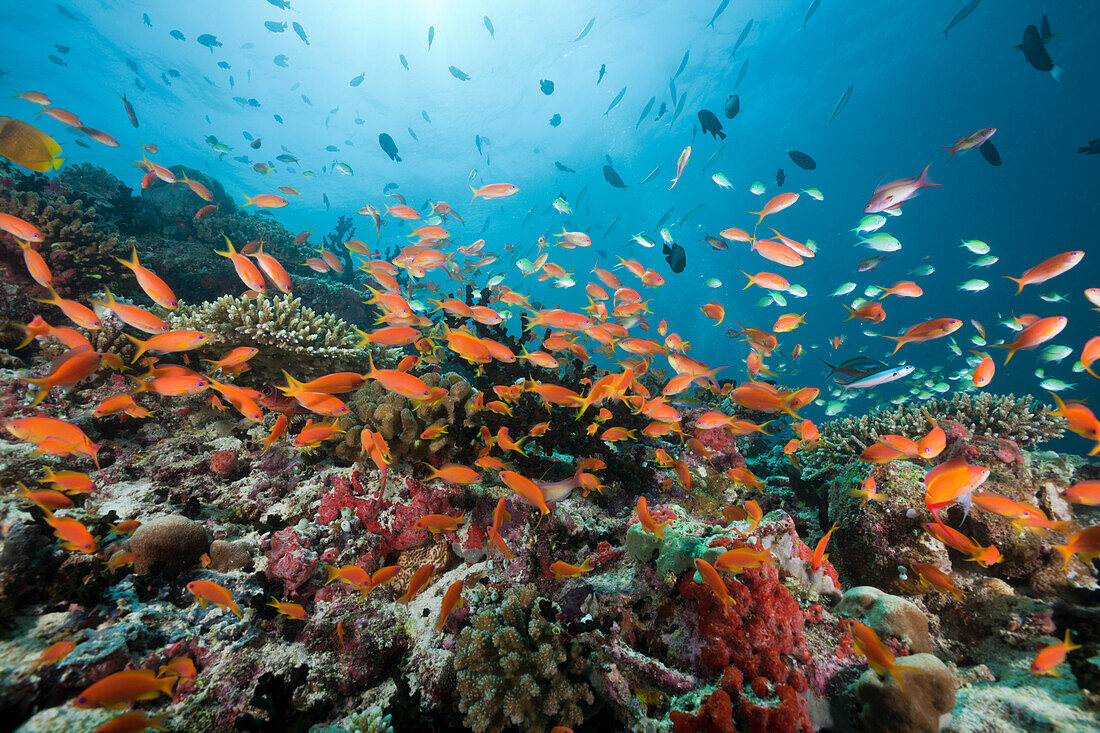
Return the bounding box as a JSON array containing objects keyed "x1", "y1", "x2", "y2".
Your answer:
[
  {"x1": 788, "y1": 150, "x2": 816, "y2": 170},
  {"x1": 663, "y1": 242, "x2": 686, "y2": 273},
  {"x1": 379, "y1": 133, "x2": 401, "y2": 162},
  {"x1": 603, "y1": 165, "x2": 628, "y2": 189},
  {"x1": 979, "y1": 139, "x2": 1001, "y2": 166}
]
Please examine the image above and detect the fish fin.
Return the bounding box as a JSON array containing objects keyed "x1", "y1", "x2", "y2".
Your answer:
[{"x1": 915, "y1": 162, "x2": 937, "y2": 187}]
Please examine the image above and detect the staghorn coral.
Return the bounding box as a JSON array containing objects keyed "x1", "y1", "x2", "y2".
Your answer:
[
  {"x1": 801, "y1": 392, "x2": 1065, "y2": 481},
  {"x1": 165, "y1": 293, "x2": 367, "y2": 381},
  {"x1": 454, "y1": 584, "x2": 593, "y2": 733},
  {"x1": 337, "y1": 372, "x2": 479, "y2": 463}
]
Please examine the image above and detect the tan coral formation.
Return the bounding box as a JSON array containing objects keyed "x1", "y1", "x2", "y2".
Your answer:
[
  {"x1": 454, "y1": 584, "x2": 593, "y2": 733},
  {"x1": 802, "y1": 392, "x2": 1066, "y2": 480},
  {"x1": 0, "y1": 186, "x2": 133, "y2": 289},
  {"x1": 165, "y1": 293, "x2": 367, "y2": 380},
  {"x1": 337, "y1": 371, "x2": 480, "y2": 463}
]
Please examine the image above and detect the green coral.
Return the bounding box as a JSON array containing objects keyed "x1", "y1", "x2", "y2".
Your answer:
[
  {"x1": 801, "y1": 392, "x2": 1066, "y2": 481},
  {"x1": 165, "y1": 293, "x2": 367, "y2": 381},
  {"x1": 345, "y1": 705, "x2": 393, "y2": 733},
  {"x1": 454, "y1": 584, "x2": 593, "y2": 733}
]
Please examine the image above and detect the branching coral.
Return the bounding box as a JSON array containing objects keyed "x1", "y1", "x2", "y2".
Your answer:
[
  {"x1": 454, "y1": 584, "x2": 593, "y2": 733},
  {"x1": 801, "y1": 393, "x2": 1065, "y2": 481},
  {"x1": 336, "y1": 372, "x2": 479, "y2": 463},
  {"x1": 165, "y1": 293, "x2": 367, "y2": 381}
]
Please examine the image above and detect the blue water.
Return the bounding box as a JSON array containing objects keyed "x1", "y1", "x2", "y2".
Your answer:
[{"x1": 3, "y1": 0, "x2": 1099, "y2": 428}]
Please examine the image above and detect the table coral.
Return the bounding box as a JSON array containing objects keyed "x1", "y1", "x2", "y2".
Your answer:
[
  {"x1": 165, "y1": 293, "x2": 368, "y2": 381},
  {"x1": 802, "y1": 393, "x2": 1066, "y2": 482}
]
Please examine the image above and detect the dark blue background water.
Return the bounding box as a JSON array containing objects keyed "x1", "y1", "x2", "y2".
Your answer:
[{"x1": 2, "y1": 1, "x2": 1098, "y2": 440}]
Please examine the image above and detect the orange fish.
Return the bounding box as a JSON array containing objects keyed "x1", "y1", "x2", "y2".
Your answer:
[
  {"x1": 1030, "y1": 630, "x2": 1081, "y2": 676},
  {"x1": 486, "y1": 497, "x2": 513, "y2": 558},
  {"x1": 749, "y1": 192, "x2": 799, "y2": 226},
  {"x1": 325, "y1": 564, "x2": 370, "y2": 588},
  {"x1": 422, "y1": 463, "x2": 482, "y2": 485},
  {"x1": 186, "y1": 579, "x2": 242, "y2": 617},
  {"x1": 843, "y1": 302, "x2": 886, "y2": 323},
  {"x1": 971, "y1": 351, "x2": 994, "y2": 387},
  {"x1": 1061, "y1": 480, "x2": 1100, "y2": 505},
  {"x1": 500, "y1": 470, "x2": 550, "y2": 526},
  {"x1": 32, "y1": 288, "x2": 101, "y2": 329},
  {"x1": 751, "y1": 238, "x2": 803, "y2": 267},
  {"x1": 909, "y1": 562, "x2": 965, "y2": 601},
  {"x1": 470, "y1": 182, "x2": 519, "y2": 199},
  {"x1": 21, "y1": 347, "x2": 102, "y2": 406},
  {"x1": 290, "y1": 418, "x2": 345, "y2": 449},
  {"x1": 773, "y1": 313, "x2": 806, "y2": 333},
  {"x1": 363, "y1": 353, "x2": 430, "y2": 400},
  {"x1": 268, "y1": 598, "x2": 308, "y2": 621},
  {"x1": 1081, "y1": 336, "x2": 1100, "y2": 379},
  {"x1": 17, "y1": 240, "x2": 52, "y2": 287},
  {"x1": 27, "y1": 640, "x2": 76, "y2": 671},
  {"x1": 1051, "y1": 525, "x2": 1100, "y2": 569},
  {"x1": 811, "y1": 523, "x2": 837, "y2": 572},
  {"x1": 551, "y1": 558, "x2": 595, "y2": 578},
  {"x1": 249, "y1": 245, "x2": 293, "y2": 294},
  {"x1": 714, "y1": 545, "x2": 777, "y2": 574},
  {"x1": 700, "y1": 302, "x2": 725, "y2": 325},
  {"x1": 279, "y1": 371, "x2": 366, "y2": 396},
  {"x1": 435, "y1": 579, "x2": 464, "y2": 632},
  {"x1": 42, "y1": 510, "x2": 96, "y2": 552},
  {"x1": 126, "y1": 330, "x2": 209, "y2": 363},
  {"x1": 848, "y1": 474, "x2": 885, "y2": 507},
  {"x1": 840, "y1": 619, "x2": 920, "y2": 690},
  {"x1": 1047, "y1": 393, "x2": 1100, "y2": 455},
  {"x1": 693, "y1": 558, "x2": 736, "y2": 611},
  {"x1": 923, "y1": 520, "x2": 1002, "y2": 567},
  {"x1": 882, "y1": 318, "x2": 963, "y2": 354},
  {"x1": 876, "y1": 280, "x2": 923, "y2": 299},
  {"x1": 241, "y1": 193, "x2": 288, "y2": 208},
  {"x1": 74, "y1": 669, "x2": 175, "y2": 709},
  {"x1": 742, "y1": 271, "x2": 790, "y2": 291},
  {"x1": 398, "y1": 563, "x2": 434, "y2": 605},
  {"x1": 636, "y1": 495, "x2": 673, "y2": 538},
  {"x1": 991, "y1": 316, "x2": 1067, "y2": 364},
  {"x1": 216, "y1": 237, "x2": 267, "y2": 293},
  {"x1": 39, "y1": 467, "x2": 95, "y2": 494},
  {"x1": 1005, "y1": 251, "x2": 1084, "y2": 294},
  {"x1": 91, "y1": 289, "x2": 168, "y2": 334},
  {"x1": 415, "y1": 513, "x2": 465, "y2": 534},
  {"x1": 116, "y1": 246, "x2": 178, "y2": 309}
]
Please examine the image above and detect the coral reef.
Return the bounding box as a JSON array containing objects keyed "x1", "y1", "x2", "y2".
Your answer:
[
  {"x1": 128, "y1": 515, "x2": 209, "y2": 575},
  {"x1": 454, "y1": 584, "x2": 594, "y2": 733},
  {"x1": 802, "y1": 393, "x2": 1066, "y2": 481},
  {"x1": 337, "y1": 372, "x2": 479, "y2": 463},
  {"x1": 165, "y1": 293, "x2": 368, "y2": 381}
]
